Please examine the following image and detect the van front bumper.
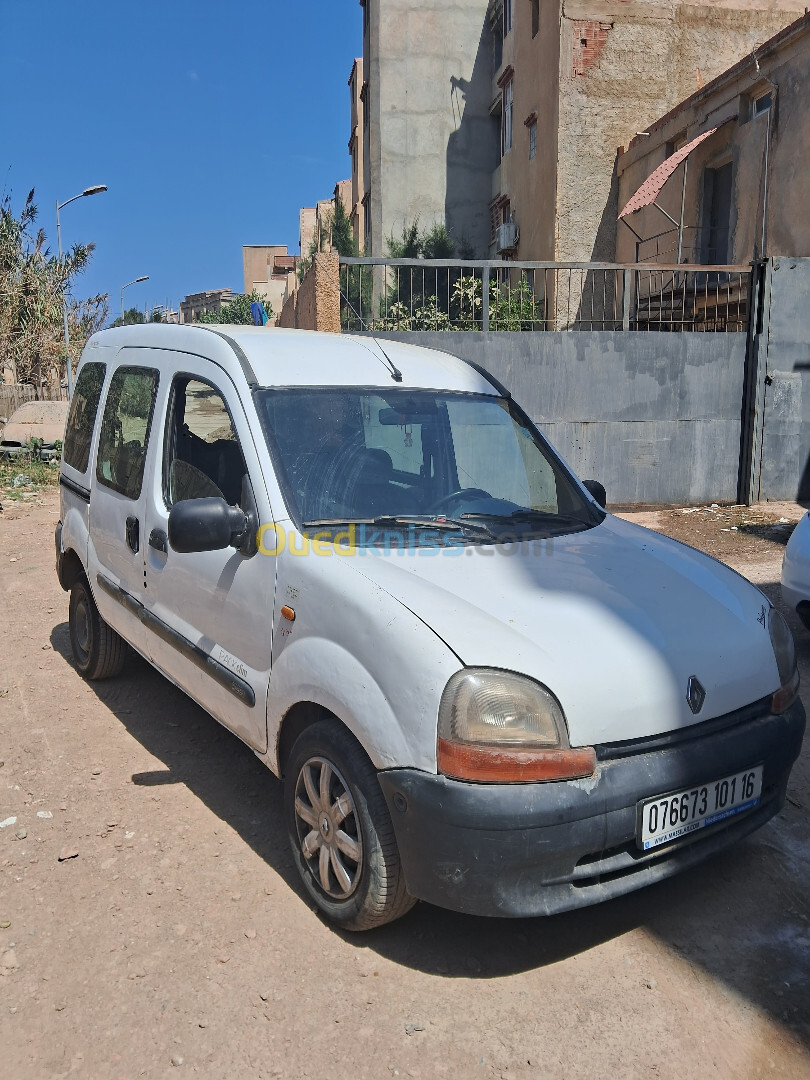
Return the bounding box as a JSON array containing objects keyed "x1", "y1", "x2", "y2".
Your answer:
[{"x1": 377, "y1": 697, "x2": 805, "y2": 918}]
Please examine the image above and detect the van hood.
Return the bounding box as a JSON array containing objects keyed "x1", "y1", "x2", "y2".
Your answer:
[{"x1": 347, "y1": 516, "x2": 780, "y2": 747}]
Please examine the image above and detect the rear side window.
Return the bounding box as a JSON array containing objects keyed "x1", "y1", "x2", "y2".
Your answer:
[
  {"x1": 96, "y1": 366, "x2": 159, "y2": 500},
  {"x1": 63, "y1": 362, "x2": 106, "y2": 473}
]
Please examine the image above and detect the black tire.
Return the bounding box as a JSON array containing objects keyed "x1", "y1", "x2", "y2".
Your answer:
[
  {"x1": 68, "y1": 578, "x2": 127, "y2": 680},
  {"x1": 284, "y1": 720, "x2": 416, "y2": 931}
]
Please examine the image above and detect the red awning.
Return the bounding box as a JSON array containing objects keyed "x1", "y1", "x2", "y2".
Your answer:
[{"x1": 618, "y1": 128, "x2": 718, "y2": 219}]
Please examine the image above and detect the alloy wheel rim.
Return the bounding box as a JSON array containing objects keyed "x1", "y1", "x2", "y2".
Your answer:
[
  {"x1": 75, "y1": 599, "x2": 91, "y2": 660},
  {"x1": 293, "y1": 756, "x2": 363, "y2": 899}
]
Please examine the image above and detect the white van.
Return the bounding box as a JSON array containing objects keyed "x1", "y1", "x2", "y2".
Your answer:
[{"x1": 56, "y1": 325, "x2": 805, "y2": 929}]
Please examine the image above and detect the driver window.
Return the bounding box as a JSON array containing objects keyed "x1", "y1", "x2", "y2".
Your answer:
[{"x1": 165, "y1": 378, "x2": 247, "y2": 508}]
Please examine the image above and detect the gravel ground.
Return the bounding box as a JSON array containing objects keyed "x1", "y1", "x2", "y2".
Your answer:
[{"x1": 0, "y1": 490, "x2": 808, "y2": 1079}]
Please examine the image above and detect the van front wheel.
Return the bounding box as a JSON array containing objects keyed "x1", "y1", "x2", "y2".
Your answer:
[
  {"x1": 284, "y1": 720, "x2": 415, "y2": 931},
  {"x1": 69, "y1": 579, "x2": 127, "y2": 680}
]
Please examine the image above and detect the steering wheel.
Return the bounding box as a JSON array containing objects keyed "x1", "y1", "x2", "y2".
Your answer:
[{"x1": 429, "y1": 487, "x2": 492, "y2": 514}]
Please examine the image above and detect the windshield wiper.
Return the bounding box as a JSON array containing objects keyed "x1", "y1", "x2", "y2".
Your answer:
[
  {"x1": 302, "y1": 518, "x2": 376, "y2": 528},
  {"x1": 373, "y1": 515, "x2": 497, "y2": 539},
  {"x1": 301, "y1": 515, "x2": 496, "y2": 539},
  {"x1": 461, "y1": 509, "x2": 589, "y2": 529}
]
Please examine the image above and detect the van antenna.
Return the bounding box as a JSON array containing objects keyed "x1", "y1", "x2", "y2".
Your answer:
[{"x1": 313, "y1": 253, "x2": 402, "y2": 382}]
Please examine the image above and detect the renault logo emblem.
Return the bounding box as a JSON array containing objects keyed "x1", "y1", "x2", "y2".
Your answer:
[{"x1": 687, "y1": 676, "x2": 706, "y2": 715}]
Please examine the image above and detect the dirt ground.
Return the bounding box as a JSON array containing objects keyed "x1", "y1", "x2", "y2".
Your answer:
[{"x1": 1, "y1": 489, "x2": 809, "y2": 1080}]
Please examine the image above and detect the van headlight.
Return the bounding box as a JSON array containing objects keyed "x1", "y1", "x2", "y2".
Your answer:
[
  {"x1": 437, "y1": 669, "x2": 596, "y2": 783},
  {"x1": 769, "y1": 608, "x2": 800, "y2": 713}
]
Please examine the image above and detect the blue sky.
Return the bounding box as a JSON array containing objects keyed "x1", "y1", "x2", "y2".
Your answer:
[{"x1": 1, "y1": 0, "x2": 361, "y2": 319}]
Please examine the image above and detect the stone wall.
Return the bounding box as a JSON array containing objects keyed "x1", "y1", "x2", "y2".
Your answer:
[{"x1": 277, "y1": 254, "x2": 341, "y2": 333}]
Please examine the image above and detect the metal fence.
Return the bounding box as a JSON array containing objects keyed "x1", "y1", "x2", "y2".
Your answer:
[{"x1": 338, "y1": 258, "x2": 751, "y2": 333}]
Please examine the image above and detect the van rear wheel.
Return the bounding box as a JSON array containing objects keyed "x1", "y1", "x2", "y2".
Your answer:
[
  {"x1": 69, "y1": 579, "x2": 127, "y2": 680},
  {"x1": 284, "y1": 720, "x2": 415, "y2": 931}
]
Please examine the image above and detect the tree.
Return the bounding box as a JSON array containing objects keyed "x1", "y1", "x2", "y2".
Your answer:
[
  {"x1": 196, "y1": 291, "x2": 273, "y2": 325},
  {"x1": 110, "y1": 307, "x2": 145, "y2": 328},
  {"x1": 383, "y1": 220, "x2": 457, "y2": 322},
  {"x1": 330, "y1": 198, "x2": 356, "y2": 258},
  {"x1": 0, "y1": 188, "x2": 108, "y2": 388}
]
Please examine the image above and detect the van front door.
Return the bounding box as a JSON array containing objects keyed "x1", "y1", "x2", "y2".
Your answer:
[{"x1": 141, "y1": 361, "x2": 276, "y2": 754}]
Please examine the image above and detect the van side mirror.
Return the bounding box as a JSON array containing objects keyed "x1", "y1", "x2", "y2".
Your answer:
[
  {"x1": 168, "y1": 497, "x2": 247, "y2": 553},
  {"x1": 582, "y1": 479, "x2": 607, "y2": 509}
]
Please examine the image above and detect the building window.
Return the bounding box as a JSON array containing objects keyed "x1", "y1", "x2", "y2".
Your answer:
[
  {"x1": 753, "y1": 90, "x2": 772, "y2": 117},
  {"x1": 503, "y1": 0, "x2": 512, "y2": 36},
  {"x1": 665, "y1": 132, "x2": 688, "y2": 157},
  {"x1": 531, "y1": 0, "x2": 539, "y2": 37},
  {"x1": 529, "y1": 121, "x2": 537, "y2": 159},
  {"x1": 502, "y1": 79, "x2": 513, "y2": 155}
]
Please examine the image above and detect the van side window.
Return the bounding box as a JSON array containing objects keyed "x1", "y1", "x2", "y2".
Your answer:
[
  {"x1": 63, "y1": 362, "x2": 106, "y2": 473},
  {"x1": 164, "y1": 377, "x2": 247, "y2": 508},
  {"x1": 96, "y1": 366, "x2": 159, "y2": 500}
]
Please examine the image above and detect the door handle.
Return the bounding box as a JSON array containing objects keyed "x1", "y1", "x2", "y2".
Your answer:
[
  {"x1": 125, "y1": 516, "x2": 140, "y2": 554},
  {"x1": 148, "y1": 528, "x2": 168, "y2": 554}
]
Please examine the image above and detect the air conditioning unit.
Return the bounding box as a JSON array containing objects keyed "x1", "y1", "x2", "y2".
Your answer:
[{"x1": 496, "y1": 221, "x2": 519, "y2": 252}]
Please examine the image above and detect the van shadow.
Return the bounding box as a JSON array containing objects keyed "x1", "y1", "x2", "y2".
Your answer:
[
  {"x1": 50, "y1": 619, "x2": 301, "y2": 899},
  {"x1": 50, "y1": 617, "x2": 645, "y2": 972},
  {"x1": 49, "y1": 617, "x2": 810, "y2": 1047}
]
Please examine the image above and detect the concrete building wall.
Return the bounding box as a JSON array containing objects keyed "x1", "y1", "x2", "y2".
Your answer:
[
  {"x1": 554, "y1": 0, "x2": 805, "y2": 264},
  {"x1": 253, "y1": 275, "x2": 289, "y2": 322},
  {"x1": 616, "y1": 13, "x2": 810, "y2": 265},
  {"x1": 299, "y1": 207, "x2": 317, "y2": 258},
  {"x1": 365, "y1": 0, "x2": 496, "y2": 256}
]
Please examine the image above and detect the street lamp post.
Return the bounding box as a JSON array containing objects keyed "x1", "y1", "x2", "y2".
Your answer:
[
  {"x1": 121, "y1": 276, "x2": 149, "y2": 324},
  {"x1": 56, "y1": 185, "x2": 107, "y2": 398}
]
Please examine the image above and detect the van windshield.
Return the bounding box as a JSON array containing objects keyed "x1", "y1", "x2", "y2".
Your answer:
[{"x1": 255, "y1": 389, "x2": 603, "y2": 542}]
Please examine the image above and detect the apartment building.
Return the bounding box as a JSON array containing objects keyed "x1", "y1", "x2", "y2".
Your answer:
[
  {"x1": 242, "y1": 245, "x2": 298, "y2": 318},
  {"x1": 616, "y1": 11, "x2": 810, "y2": 266},
  {"x1": 300, "y1": 182, "x2": 353, "y2": 258},
  {"x1": 179, "y1": 289, "x2": 235, "y2": 324},
  {"x1": 360, "y1": 0, "x2": 495, "y2": 256},
  {"x1": 361, "y1": 0, "x2": 806, "y2": 261}
]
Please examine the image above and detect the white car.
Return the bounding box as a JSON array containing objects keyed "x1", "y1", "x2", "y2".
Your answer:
[
  {"x1": 56, "y1": 325, "x2": 805, "y2": 930},
  {"x1": 781, "y1": 511, "x2": 810, "y2": 628}
]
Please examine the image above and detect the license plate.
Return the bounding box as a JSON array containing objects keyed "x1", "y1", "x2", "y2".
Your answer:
[{"x1": 637, "y1": 765, "x2": 763, "y2": 852}]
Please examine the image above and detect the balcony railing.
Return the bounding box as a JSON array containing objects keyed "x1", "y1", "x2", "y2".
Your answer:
[{"x1": 338, "y1": 258, "x2": 751, "y2": 333}]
